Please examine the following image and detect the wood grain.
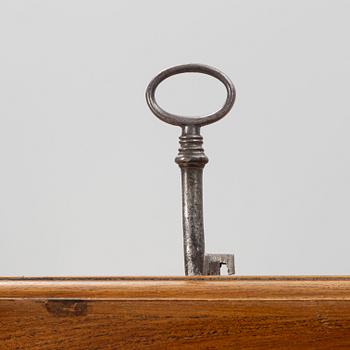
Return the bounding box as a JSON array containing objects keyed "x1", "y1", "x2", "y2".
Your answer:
[{"x1": 1, "y1": 276, "x2": 350, "y2": 349}]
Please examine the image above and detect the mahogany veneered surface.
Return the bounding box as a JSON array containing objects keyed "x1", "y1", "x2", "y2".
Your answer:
[{"x1": 1, "y1": 276, "x2": 350, "y2": 349}]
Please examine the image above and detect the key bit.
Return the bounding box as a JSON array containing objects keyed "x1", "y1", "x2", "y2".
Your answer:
[
  {"x1": 146, "y1": 63, "x2": 236, "y2": 276},
  {"x1": 204, "y1": 254, "x2": 235, "y2": 276}
]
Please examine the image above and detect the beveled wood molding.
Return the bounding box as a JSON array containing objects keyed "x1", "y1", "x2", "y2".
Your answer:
[
  {"x1": 1, "y1": 275, "x2": 350, "y2": 299},
  {"x1": 1, "y1": 276, "x2": 350, "y2": 349}
]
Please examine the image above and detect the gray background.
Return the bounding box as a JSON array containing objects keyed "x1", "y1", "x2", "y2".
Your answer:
[{"x1": 0, "y1": 1, "x2": 349, "y2": 276}]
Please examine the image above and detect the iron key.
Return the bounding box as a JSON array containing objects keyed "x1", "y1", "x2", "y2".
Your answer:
[{"x1": 146, "y1": 64, "x2": 236, "y2": 276}]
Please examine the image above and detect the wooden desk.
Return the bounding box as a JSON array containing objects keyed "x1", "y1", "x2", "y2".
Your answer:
[{"x1": 1, "y1": 276, "x2": 350, "y2": 349}]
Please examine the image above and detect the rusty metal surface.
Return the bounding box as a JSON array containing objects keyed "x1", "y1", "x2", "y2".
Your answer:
[
  {"x1": 204, "y1": 254, "x2": 235, "y2": 276},
  {"x1": 146, "y1": 64, "x2": 236, "y2": 276}
]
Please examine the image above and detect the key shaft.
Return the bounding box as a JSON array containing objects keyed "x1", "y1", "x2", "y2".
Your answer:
[{"x1": 176, "y1": 125, "x2": 208, "y2": 275}]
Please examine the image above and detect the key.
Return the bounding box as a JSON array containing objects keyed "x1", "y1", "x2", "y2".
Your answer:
[{"x1": 146, "y1": 64, "x2": 236, "y2": 276}]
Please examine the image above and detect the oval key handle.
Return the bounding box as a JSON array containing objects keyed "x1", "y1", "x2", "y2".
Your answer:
[
  {"x1": 146, "y1": 63, "x2": 236, "y2": 127},
  {"x1": 146, "y1": 64, "x2": 236, "y2": 276}
]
